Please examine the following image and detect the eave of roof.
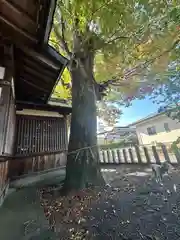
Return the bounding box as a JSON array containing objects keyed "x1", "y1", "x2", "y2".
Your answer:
[
  {"x1": 128, "y1": 112, "x2": 164, "y2": 126},
  {"x1": 16, "y1": 100, "x2": 71, "y2": 115},
  {"x1": 0, "y1": 0, "x2": 69, "y2": 106},
  {"x1": 128, "y1": 104, "x2": 180, "y2": 127},
  {"x1": 48, "y1": 98, "x2": 71, "y2": 108}
]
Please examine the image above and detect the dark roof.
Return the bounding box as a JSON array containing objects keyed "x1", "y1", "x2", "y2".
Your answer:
[
  {"x1": 1, "y1": 0, "x2": 53, "y2": 47},
  {"x1": 13, "y1": 45, "x2": 67, "y2": 103},
  {"x1": 0, "y1": 0, "x2": 69, "y2": 105}
]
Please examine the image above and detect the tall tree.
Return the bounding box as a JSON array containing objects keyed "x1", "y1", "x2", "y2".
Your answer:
[
  {"x1": 51, "y1": 0, "x2": 179, "y2": 192},
  {"x1": 52, "y1": 68, "x2": 122, "y2": 126}
]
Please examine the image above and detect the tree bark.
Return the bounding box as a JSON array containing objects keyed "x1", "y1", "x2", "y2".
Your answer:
[{"x1": 63, "y1": 57, "x2": 105, "y2": 193}]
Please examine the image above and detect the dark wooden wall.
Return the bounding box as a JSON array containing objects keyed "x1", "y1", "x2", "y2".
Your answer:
[
  {"x1": 2, "y1": 87, "x2": 16, "y2": 156},
  {"x1": 0, "y1": 68, "x2": 68, "y2": 182},
  {"x1": 0, "y1": 161, "x2": 9, "y2": 194},
  {"x1": 9, "y1": 113, "x2": 68, "y2": 179},
  {"x1": 9, "y1": 152, "x2": 66, "y2": 179},
  {"x1": 0, "y1": 82, "x2": 16, "y2": 197},
  {"x1": 0, "y1": 38, "x2": 17, "y2": 200},
  {"x1": 15, "y1": 115, "x2": 67, "y2": 156}
]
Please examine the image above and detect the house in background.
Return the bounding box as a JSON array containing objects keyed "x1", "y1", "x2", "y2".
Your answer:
[
  {"x1": 97, "y1": 126, "x2": 138, "y2": 145},
  {"x1": 130, "y1": 112, "x2": 180, "y2": 145}
]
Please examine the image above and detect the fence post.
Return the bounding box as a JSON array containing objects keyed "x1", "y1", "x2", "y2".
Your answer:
[
  {"x1": 114, "y1": 149, "x2": 119, "y2": 164},
  {"x1": 161, "y1": 144, "x2": 171, "y2": 163},
  {"x1": 139, "y1": 146, "x2": 148, "y2": 163},
  {"x1": 102, "y1": 150, "x2": 106, "y2": 163},
  {"x1": 131, "y1": 147, "x2": 139, "y2": 163},
  {"x1": 111, "y1": 149, "x2": 116, "y2": 163},
  {"x1": 104, "y1": 150, "x2": 108, "y2": 163},
  {"x1": 135, "y1": 146, "x2": 143, "y2": 164},
  {"x1": 152, "y1": 146, "x2": 161, "y2": 164},
  {"x1": 146, "y1": 146, "x2": 156, "y2": 163},
  {"x1": 109, "y1": 149, "x2": 114, "y2": 163},
  {"x1": 128, "y1": 148, "x2": 134, "y2": 163},
  {"x1": 107, "y1": 149, "x2": 110, "y2": 163},
  {"x1": 125, "y1": 148, "x2": 132, "y2": 163},
  {"x1": 144, "y1": 147, "x2": 151, "y2": 164},
  {"x1": 117, "y1": 149, "x2": 122, "y2": 163},
  {"x1": 122, "y1": 149, "x2": 128, "y2": 163},
  {"x1": 100, "y1": 150, "x2": 105, "y2": 163}
]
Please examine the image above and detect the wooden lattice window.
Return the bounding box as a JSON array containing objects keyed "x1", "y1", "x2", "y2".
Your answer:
[{"x1": 15, "y1": 115, "x2": 67, "y2": 155}]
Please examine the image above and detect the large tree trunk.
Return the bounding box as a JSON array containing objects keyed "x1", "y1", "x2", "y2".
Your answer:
[{"x1": 63, "y1": 57, "x2": 105, "y2": 192}]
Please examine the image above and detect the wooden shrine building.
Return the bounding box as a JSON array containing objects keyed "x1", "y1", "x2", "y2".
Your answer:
[{"x1": 0, "y1": 0, "x2": 71, "y2": 205}]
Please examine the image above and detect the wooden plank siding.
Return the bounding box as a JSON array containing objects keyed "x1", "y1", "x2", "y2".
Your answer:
[
  {"x1": 0, "y1": 161, "x2": 9, "y2": 190},
  {"x1": 9, "y1": 152, "x2": 66, "y2": 180},
  {"x1": 0, "y1": 82, "x2": 16, "y2": 203},
  {"x1": 15, "y1": 115, "x2": 67, "y2": 156},
  {"x1": 3, "y1": 88, "x2": 16, "y2": 156},
  {"x1": 8, "y1": 113, "x2": 68, "y2": 179}
]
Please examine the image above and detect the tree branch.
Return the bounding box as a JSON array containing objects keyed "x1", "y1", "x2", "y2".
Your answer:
[
  {"x1": 105, "y1": 22, "x2": 125, "y2": 41},
  {"x1": 105, "y1": 36, "x2": 128, "y2": 45},
  {"x1": 93, "y1": 34, "x2": 128, "y2": 51},
  {"x1": 57, "y1": 0, "x2": 72, "y2": 18},
  {"x1": 96, "y1": 38, "x2": 180, "y2": 99},
  {"x1": 90, "y1": 0, "x2": 112, "y2": 19},
  {"x1": 108, "y1": 38, "x2": 180, "y2": 86},
  {"x1": 53, "y1": 26, "x2": 71, "y2": 58},
  {"x1": 61, "y1": 15, "x2": 71, "y2": 55},
  {"x1": 54, "y1": 9, "x2": 72, "y2": 58}
]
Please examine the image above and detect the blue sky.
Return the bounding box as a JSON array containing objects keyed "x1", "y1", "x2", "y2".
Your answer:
[{"x1": 117, "y1": 96, "x2": 160, "y2": 126}]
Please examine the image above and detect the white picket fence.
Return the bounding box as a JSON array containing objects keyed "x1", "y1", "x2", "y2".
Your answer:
[{"x1": 99, "y1": 145, "x2": 180, "y2": 164}]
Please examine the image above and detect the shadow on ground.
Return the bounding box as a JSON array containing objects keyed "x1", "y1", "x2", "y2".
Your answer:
[
  {"x1": 1, "y1": 165, "x2": 180, "y2": 239},
  {"x1": 93, "y1": 165, "x2": 180, "y2": 239},
  {"x1": 41, "y1": 165, "x2": 180, "y2": 240},
  {"x1": 0, "y1": 169, "x2": 65, "y2": 240}
]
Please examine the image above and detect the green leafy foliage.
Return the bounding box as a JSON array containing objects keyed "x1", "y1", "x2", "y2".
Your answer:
[
  {"x1": 50, "y1": 0, "x2": 180, "y2": 125},
  {"x1": 171, "y1": 136, "x2": 180, "y2": 156},
  {"x1": 143, "y1": 59, "x2": 180, "y2": 121},
  {"x1": 97, "y1": 101, "x2": 122, "y2": 126},
  {"x1": 52, "y1": 68, "x2": 71, "y2": 101},
  {"x1": 52, "y1": 0, "x2": 179, "y2": 90}
]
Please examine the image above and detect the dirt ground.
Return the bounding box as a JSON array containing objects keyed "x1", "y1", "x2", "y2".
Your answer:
[{"x1": 40, "y1": 164, "x2": 180, "y2": 240}]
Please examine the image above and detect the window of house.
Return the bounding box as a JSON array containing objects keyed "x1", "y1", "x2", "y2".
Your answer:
[
  {"x1": 147, "y1": 126, "x2": 156, "y2": 135},
  {"x1": 164, "y1": 122, "x2": 170, "y2": 132}
]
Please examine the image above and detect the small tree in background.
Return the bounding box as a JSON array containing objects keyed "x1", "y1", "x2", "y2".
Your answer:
[{"x1": 50, "y1": 0, "x2": 180, "y2": 193}]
